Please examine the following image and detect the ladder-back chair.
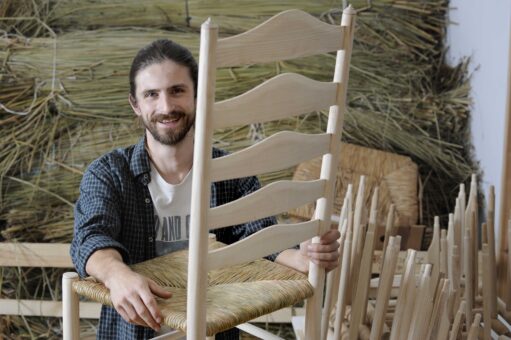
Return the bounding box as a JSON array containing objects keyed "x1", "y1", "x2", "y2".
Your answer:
[{"x1": 63, "y1": 6, "x2": 356, "y2": 339}]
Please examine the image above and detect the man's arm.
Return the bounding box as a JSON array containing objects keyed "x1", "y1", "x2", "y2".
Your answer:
[
  {"x1": 275, "y1": 229, "x2": 341, "y2": 274},
  {"x1": 71, "y1": 159, "x2": 170, "y2": 331},
  {"x1": 230, "y1": 173, "x2": 341, "y2": 272},
  {"x1": 86, "y1": 248, "x2": 171, "y2": 331}
]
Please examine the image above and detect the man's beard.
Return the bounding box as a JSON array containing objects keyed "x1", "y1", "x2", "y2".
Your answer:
[{"x1": 143, "y1": 111, "x2": 195, "y2": 146}]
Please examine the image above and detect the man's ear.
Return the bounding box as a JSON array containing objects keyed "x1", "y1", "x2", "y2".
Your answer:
[{"x1": 129, "y1": 94, "x2": 141, "y2": 115}]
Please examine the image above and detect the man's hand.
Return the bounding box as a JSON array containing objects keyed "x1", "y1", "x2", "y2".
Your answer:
[
  {"x1": 86, "y1": 248, "x2": 172, "y2": 331},
  {"x1": 275, "y1": 229, "x2": 341, "y2": 274},
  {"x1": 300, "y1": 229, "x2": 341, "y2": 272},
  {"x1": 105, "y1": 267, "x2": 172, "y2": 331}
]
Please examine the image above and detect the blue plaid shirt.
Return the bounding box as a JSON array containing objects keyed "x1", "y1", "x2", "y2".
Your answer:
[{"x1": 71, "y1": 137, "x2": 277, "y2": 340}]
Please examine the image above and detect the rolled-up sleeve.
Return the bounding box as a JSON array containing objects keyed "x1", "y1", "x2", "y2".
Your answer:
[{"x1": 71, "y1": 159, "x2": 130, "y2": 278}]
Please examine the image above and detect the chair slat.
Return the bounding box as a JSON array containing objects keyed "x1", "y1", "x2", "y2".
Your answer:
[
  {"x1": 213, "y1": 73, "x2": 338, "y2": 129},
  {"x1": 0, "y1": 243, "x2": 72, "y2": 267},
  {"x1": 208, "y1": 220, "x2": 320, "y2": 270},
  {"x1": 209, "y1": 179, "x2": 326, "y2": 230},
  {"x1": 210, "y1": 131, "x2": 331, "y2": 182},
  {"x1": 216, "y1": 9, "x2": 346, "y2": 67}
]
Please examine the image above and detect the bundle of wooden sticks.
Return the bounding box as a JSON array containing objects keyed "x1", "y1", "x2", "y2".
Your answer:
[{"x1": 321, "y1": 175, "x2": 511, "y2": 340}]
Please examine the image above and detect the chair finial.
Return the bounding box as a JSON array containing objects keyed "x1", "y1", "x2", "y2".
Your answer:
[
  {"x1": 344, "y1": 4, "x2": 357, "y2": 15},
  {"x1": 202, "y1": 17, "x2": 218, "y2": 29}
]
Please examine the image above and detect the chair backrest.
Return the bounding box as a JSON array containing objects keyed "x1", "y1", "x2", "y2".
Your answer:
[{"x1": 187, "y1": 6, "x2": 356, "y2": 339}]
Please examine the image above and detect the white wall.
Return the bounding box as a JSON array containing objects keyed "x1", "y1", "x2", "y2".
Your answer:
[{"x1": 445, "y1": 0, "x2": 511, "y2": 238}]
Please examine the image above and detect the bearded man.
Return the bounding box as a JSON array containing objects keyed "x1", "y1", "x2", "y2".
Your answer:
[{"x1": 71, "y1": 39, "x2": 340, "y2": 340}]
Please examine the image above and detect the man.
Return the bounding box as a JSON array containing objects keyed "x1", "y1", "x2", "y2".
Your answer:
[{"x1": 71, "y1": 39, "x2": 340, "y2": 340}]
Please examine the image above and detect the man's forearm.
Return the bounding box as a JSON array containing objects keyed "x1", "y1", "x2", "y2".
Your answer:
[
  {"x1": 85, "y1": 248, "x2": 132, "y2": 288},
  {"x1": 275, "y1": 248, "x2": 310, "y2": 274}
]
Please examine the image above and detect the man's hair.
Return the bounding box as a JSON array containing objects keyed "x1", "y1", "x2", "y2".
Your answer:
[{"x1": 129, "y1": 39, "x2": 198, "y2": 99}]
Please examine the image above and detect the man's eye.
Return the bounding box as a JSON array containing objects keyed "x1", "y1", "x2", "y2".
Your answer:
[
  {"x1": 171, "y1": 87, "x2": 185, "y2": 95},
  {"x1": 145, "y1": 91, "x2": 158, "y2": 98}
]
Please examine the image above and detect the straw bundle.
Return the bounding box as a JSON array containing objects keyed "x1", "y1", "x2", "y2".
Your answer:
[
  {"x1": 0, "y1": 0, "x2": 477, "y2": 337},
  {"x1": 1, "y1": 0, "x2": 342, "y2": 36},
  {"x1": 290, "y1": 143, "x2": 418, "y2": 227}
]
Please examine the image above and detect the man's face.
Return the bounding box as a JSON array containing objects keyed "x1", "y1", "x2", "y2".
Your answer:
[{"x1": 130, "y1": 59, "x2": 196, "y2": 146}]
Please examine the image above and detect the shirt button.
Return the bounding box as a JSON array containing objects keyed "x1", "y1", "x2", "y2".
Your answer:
[
  {"x1": 145, "y1": 198, "x2": 151, "y2": 204},
  {"x1": 148, "y1": 237, "x2": 153, "y2": 243}
]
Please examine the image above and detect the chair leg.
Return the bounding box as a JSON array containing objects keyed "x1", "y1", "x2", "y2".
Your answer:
[{"x1": 62, "y1": 272, "x2": 80, "y2": 340}]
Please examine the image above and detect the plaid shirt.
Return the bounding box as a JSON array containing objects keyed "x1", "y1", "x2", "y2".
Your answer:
[{"x1": 71, "y1": 137, "x2": 277, "y2": 340}]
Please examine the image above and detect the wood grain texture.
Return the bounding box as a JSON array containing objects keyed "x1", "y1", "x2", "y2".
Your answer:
[
  {"x1": 208, "y1": 179, "x2": 326, "y2": 230},
  {"x1": 187, "y1": 18, "x2": 218, "y2": 340},
  {"x1": 0, "y1": 242, "x2": 72, "y2": 267},
  {"x1": 216, "y1": 9, "x2": 346, "y2": 67},
  {"x1": 207, "y1": 220, "x2": 320, "y2": 270},
  {"x1": 210, "y1": 131, "x2": 331, "y2": 182},
  {"x1": 213, "y1": 73, "x2": 338, "y2": 129}
]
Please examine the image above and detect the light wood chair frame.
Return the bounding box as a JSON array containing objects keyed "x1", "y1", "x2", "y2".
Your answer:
[{"x1": 63, "y1": 6, "x2": 356, "y2": 340}]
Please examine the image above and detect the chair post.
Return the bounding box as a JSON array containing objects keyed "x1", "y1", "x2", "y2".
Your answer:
[
  {"x1": 62, "y1": 272, "x2": 80, "y2": 340},
  {"x1": 304, "y1": 5, "x2": 356, "y2": 340},
  {"x1": 187, "y1": 17, "x2": 218, "y2": 340}
]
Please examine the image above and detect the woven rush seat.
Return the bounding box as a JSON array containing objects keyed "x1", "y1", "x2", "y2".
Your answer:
[{"x1": 72, "y1": 241, "x2": 313, "y2": 336}]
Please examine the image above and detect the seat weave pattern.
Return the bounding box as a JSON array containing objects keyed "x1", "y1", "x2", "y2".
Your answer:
[{"x1": 73, "y1": 241, "x2": 313, "y2": 336}]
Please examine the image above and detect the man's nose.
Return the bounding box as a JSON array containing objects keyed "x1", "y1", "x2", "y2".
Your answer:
[{"x1": 159, "y1": 94, "x2": 175, "y2": 113}]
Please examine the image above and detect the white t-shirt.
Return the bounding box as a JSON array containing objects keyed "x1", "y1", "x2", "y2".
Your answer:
[{"x1": 147, "y1": 162, "x2": 192, "y2": 257}]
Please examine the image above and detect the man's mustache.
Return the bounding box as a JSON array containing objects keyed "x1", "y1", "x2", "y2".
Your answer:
[{"x1": 151, "y1": 111, "x2": 186, "y2": 123}]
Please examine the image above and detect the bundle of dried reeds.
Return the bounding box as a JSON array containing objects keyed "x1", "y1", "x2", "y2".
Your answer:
[
  {"x1": 0, "y1": 1, "x2": 477, "y2": 337},
  {"x1": 1, "y1": 0, "x2": 341, "y2": 35}
]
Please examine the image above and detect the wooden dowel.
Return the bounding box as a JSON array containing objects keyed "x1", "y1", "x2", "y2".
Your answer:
[
  {"x1": 481, "y1": 243, "x2": 492, "y2": 340},
  {"x1": 365, "y1": 302, "x2": 390, "y2": 339},
  {"x1": 381, "y1": 204, "x2": 396, "y2": 272},
  {"x1": 447, "y1": 213, "x2": 455, "y2": 287},
  {"x1": 370, "y1": 236, "x2": 400, "y2": 340},
  {"x1": 389, "y1": 249, "x2": 416, "y2": 340},
  {"x1": 350, "y1": 176, "x2": 366, "y2": 303},
  {"x1": 398, "y1": 272, "x2": 418, "y2": 340},
  {"x1": 487, "y1": 185, "x2": 498, "y2": 318},
  {"x1": 466, "y1": 175, "x2": 479, "y2": 300},
  {"x1": 322, "y1": 217, "x2": 348, "y2": 340},
  {"x1": 450, "y1": 244, "x2": 461, "y2": 308},
  {"x1": 464, "y1": 228, "x2": 474, "y2": 327},
  {"x1": 440, "y1": 229, "x2": 448, "y2": 277},
  {"x1": 62, "y1": 272, "x2": 80, "y2": 340},
  {"x1": 407, "y1": 264, "x2": 432, "y2": 340},
  {"x1": 437, "y1": 284, "x2": 453, "y2": 340},
  {"x1": 427, "y1": 216, "x2": 440, "y2": 297},
  {"x1": 332, "y1": 212, "x2": 353, "y2": 340},
  {"x1": 459, "y1": 184, "x2": 466, "y2": 254},
  {"x1": 426, "y1": 278, "x2": 449, "y2": 340},
  {"x1": 349, "y1": 204, "x2": 377, "y2": 340},
  {"x1": 454, "y1": 198, "x2": 462, "y2": 261},
  {"x1": 466, "y1": 313, "x2": 481, "y2": 340},
  {"x1": 449, "y1": 300, "x2": 466, "y2": 340},
  {"x1": 362, "y1": 187, "x2": 379, "y2": 321}
]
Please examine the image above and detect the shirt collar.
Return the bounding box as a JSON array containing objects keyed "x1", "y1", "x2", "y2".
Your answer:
[{"x1": 130, "y1": 136, "x2": 151, "y2": 184}]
